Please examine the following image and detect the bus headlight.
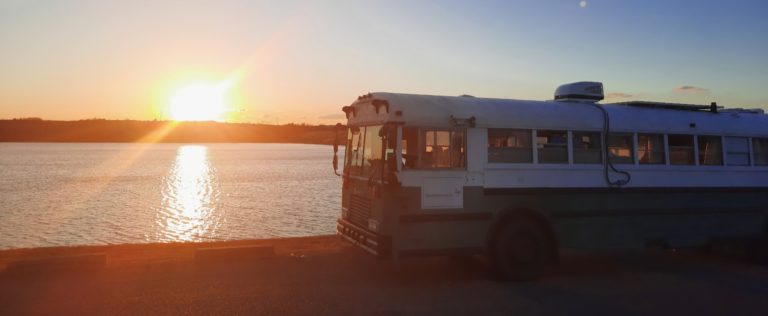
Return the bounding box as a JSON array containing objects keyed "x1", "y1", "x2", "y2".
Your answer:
[{"x1": 368, "y1": 219, "x2": 380, "y2": 232}]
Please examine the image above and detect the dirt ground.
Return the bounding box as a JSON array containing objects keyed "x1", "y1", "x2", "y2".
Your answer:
[{"x1": 1, "y1": 235, "x2": 767, "y2": 316}]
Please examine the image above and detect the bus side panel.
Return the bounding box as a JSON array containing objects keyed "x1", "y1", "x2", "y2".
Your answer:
[
  {"x1": 388, "y1": 186, "x2": 492, "y2": 257},
  {"x1": 347, "y1": 179, "x2": 767, "y2": 256},
  {"x1": 554, "y1": 212, "x2": 765, "y2": 249},
  {"x1": 481, "y1": 188, "x2": 768, "y2": 250}
]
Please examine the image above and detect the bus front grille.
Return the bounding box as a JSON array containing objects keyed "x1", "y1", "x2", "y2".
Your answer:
[{"x1": 349, "y1": 194, "x2": 372, "y2": 227}]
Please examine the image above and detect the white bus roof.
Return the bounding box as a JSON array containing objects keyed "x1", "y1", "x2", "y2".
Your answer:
[{"x1": 344, "y1": 92, "x2": 768, "y2": 137}]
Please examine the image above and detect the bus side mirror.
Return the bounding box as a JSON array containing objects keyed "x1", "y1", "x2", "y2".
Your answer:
[
  {"x1": 333, "y1": 123, "x2": 342, "y2": 154},
  {"x1": 332, "y1": 123, "x2": 342, "y2": 176}
]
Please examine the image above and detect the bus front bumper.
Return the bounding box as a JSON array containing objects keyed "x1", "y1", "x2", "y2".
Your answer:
[{"x1": 337, "y1": 218, "x2": 392, "y2": 259}]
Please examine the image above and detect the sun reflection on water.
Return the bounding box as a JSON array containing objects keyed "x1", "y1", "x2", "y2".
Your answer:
[{"x1": 156, "y1": 145, "x2": 221, "y2": 242}]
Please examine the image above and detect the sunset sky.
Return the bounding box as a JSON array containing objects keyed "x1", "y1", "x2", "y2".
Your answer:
[{"x1": 1, "y1": 0, "x2": 766, "y2": 124}]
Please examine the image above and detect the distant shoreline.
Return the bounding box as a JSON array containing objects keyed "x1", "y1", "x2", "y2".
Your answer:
[{"x1": 0, "y1": 119, "x2": 346, "y2": 145}]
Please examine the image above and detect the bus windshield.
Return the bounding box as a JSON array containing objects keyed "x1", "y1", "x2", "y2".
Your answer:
[{"x1": 345, "y1": 125, "x2": 384, "y2": 178}]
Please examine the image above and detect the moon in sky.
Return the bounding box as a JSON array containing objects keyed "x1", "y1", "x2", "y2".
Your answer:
[{"x1": 580, "y1": 1, "x2": 587, "y2": 8}]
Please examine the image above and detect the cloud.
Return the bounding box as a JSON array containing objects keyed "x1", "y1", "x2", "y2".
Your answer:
[
  {"x1": 318, "y1": 113, "x2": 346, "y2": 120},
  {"x1": 675, "y1": 85, "x2": 709, "y2": 93},
  {"x1": 605, "y1": 92, "x2": 633, "y2": 99}
]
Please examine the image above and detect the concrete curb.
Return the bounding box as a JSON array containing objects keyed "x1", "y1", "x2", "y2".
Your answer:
[{"x1": 5, "y1": 253, "x2": 107, "y2": 272}]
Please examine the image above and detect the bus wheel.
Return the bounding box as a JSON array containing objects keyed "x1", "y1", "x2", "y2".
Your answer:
[{"x1": 491, "y1": 219, "x2": 549, "y2": 281}]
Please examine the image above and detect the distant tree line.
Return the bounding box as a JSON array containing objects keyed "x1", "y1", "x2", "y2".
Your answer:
[
  {"x1": 11, "y1": 117, "x2": 43, "y2": 121},
  {"x1": 0, "y1": 119, "x2": 346, "y2": 145}
]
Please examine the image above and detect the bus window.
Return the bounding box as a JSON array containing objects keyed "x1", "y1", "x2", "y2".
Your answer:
[
  {"x1": 384, "y1": 126, "x2": 398, "y2": 176},
  {"x1": 362, "y1": 125, "x2": 383, "y2": 176},
  {"x1": 608, "y1": 133, "x2": 634, "y2": 164},
  {"x1": 698, "y1": 135, "x2": 723, "y2": 165},
  {"x1": 572, "y1": 132, "x2": 601, "y2": 164},
  {"x1": 669, "y1": 135, "x2": 695, "y2": 165},
  {"x1": 754, "y1": 138, "x2": 768, "y2": 166},
  {"x1": 402, "y1": 127, "x2": 419, "y2": 169},
  {"x1": 422, "y1": 131, "x2": 436, "y2": 168},
  {"x1": 638, "y1": 134, "x2": 665, "y2": 164},
  {"x1": 347, "y1": 127, "x2": 364, "y2": 175},
  {"x1": 488, "y1": 129, "x2": 532, "y2": 163},
  {"x1": 416, "y1": 128, "x2": 466, "y2": 169},
  {"x1": 433, "y1": 131, "x2": 452, "y2": 168},
  {"x1": 537, "y1": 130, "x2": 568, "y2": 163},
  {"x1": 725, "y1": 137, "x2": 750, "y2": 166},
  {"x1": 450, "y1": 131, "x2": 465, "y2": 168}
]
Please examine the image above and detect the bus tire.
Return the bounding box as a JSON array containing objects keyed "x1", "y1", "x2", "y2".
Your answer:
[{"x1": 491, "y1": 219, "x2": 549, "y2": 281}]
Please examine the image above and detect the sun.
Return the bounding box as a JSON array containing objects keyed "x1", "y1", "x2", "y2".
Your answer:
[{"x1": 168, "y1": 81, "x2": 232, "y2": 121}]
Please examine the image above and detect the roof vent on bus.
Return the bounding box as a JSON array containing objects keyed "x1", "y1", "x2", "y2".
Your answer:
[{"x1": 554, "y1": 81, "x2": 604, "y2": 102}]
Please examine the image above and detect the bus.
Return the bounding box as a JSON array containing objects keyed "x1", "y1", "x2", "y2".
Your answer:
[{"x1": 332, "y1": 81, "x2": 768, "y2": 280}]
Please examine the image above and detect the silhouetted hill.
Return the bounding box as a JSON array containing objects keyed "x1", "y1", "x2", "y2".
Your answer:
[{"x1": 0, "y1": 119, "x2": 345, "y2": 145}]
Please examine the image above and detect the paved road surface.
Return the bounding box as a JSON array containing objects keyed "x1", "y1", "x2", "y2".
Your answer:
[{"x1": 1, "y1": 236, "x2": 767, "y2": 315}]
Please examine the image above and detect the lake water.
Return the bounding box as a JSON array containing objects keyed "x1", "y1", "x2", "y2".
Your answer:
[{"x1": 0, "y1": 143, "x2": 343, "y2": 250}]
